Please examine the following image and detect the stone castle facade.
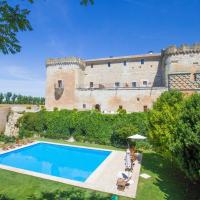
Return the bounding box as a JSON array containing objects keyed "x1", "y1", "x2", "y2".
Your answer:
[{"x1": 45, "y1": 44, "x2": 200, "y2": 112}]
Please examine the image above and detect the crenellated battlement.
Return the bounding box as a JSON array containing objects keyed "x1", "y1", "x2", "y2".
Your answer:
[
  {"x1": 163, "y1": 43, "x2": 200, "y2": 56},
  {"x1": 46, "y1": 57, "x2": 85, "y2": 68},
  {"x1": 45, "y1": 43, "x2": 200, "y2": 112}
]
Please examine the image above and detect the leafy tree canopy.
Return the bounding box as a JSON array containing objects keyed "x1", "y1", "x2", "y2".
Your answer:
[
  {"x1": 0, "y1": 0, "x2": 93, "y2": 54},
  {"x1": 148, "y1": 90, "x2": 200, "y2": 182}
]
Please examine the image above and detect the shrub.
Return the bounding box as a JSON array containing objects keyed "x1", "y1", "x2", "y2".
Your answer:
[
  {"x1": 18, "y1": 110, "x2": 148, "y2": 147},
  {"x1": 111, "y1": 124, "x2": 138, "y2": 147},
  {"x1": 148, "y1": 90, "x2": 200, "y2": 182},
  {"x1": 40, "y1": 105, "x2": 46, "y2": 111},
  {"x1": 117, "y1": 106, "x2": 127, "y2": 114},
  {"x1": 53, "y1": 107, "x2": 58, "y2": 111},
  {"x1": 0, "y1": 135, "x2": 16, "y2": 143},
  {"x1": 28, "y1": 188, "x2": 111, "y2": 200},
  {"x1": 135, "y1": 140, "x2": 152, "y2": 151},
  {"x1": 0, "y1": 194, "x2": 14, "y2": 200},
  {"x1": 26, "y1": 106, "x2": 32, "y2": 109}
]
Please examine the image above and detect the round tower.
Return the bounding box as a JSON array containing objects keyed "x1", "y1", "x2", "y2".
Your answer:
[
  {"x1": 45, "y1": 57, "x2": 85, "y2": 110},
  {"x1": 162, "y1": 44, "x2": 200, "y2": 90}
]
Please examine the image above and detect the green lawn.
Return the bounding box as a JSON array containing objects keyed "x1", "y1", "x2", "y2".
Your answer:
[{"x1": 0, "y1": 139, "x2": 199, "y2": 200}]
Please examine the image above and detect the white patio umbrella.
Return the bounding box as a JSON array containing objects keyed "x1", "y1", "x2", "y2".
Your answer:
[
  {"x1": 124, "y1": 149, "x2": 132, "y2": 170},
  {"x1": 127, "y1": 134, "x2": 146, "y2": 140},
  {"x1": 127, "y1": 134, "x2": 147, "y2": 150}
]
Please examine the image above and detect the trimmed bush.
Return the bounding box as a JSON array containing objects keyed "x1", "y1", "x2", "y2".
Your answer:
[
  {"x1": 18, "y1": 110, "x2": 148, "y2": 147},
  {"x1": 111, "y1": 124, "x2": 138, "y2": 147}
]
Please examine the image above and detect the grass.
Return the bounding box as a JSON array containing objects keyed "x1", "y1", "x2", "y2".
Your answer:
[
  {"x1": 0, "y1": 139, "x2": 199, "y2": 200},
  {"x1": 38, "y1": 137, "x2": 125, "y2": 151},
  {"x1": 136, "y1": 151, "x2": 200, "y2": 200},
  {"x1": 0, "y1": 169, "x2": 114, "y2": 200}
]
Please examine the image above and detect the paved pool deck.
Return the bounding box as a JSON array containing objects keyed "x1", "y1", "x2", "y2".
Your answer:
[{"x1": 0, "y1": 141, "x2": 142, "y2": 198}]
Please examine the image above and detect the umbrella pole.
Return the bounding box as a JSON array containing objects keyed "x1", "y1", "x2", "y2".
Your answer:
[{"x1": 127, "y1": 139, "x2": 130, "y2": 149}]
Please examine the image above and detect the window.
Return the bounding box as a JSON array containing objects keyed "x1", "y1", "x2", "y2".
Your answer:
[
  {"x1": 132, "y1": 82, "x2": 137, "y2": 87},
  {"x1": 91, "y1": 64, "x2": 93, "y2": 68},
  {"x1": 123, "y1": 61, "x2": 127, "y2": 66},
  {"x1": 141, "y1": 59, "x2": 144, "y2": 65},
  {"x1": 144, "y1": 105, "x2": 148, "y2": 112},
  {"x1": 194, "y1": 74, "x2": 197, "y2": 81},
  {"x1": 90, "y1": 82, "x2": 93, "y2": 88},
  {"x1": 115, "y1": 82, "x2": 120, "y2": 87},
  {"x1": 143, "y1": 81, "x2": 148, "y2": 86},
  {"x1": 58, "y1": 80, "x2": 63, "y2": 88},
  {"x1": 108, "y1": 62, "x2": 111, "y2": 67},
  {"x1": 83, "y1": 104, "x2": 86, "y2": 109}
]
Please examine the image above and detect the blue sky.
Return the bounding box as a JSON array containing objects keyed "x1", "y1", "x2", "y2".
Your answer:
[{"x1": 0, "y1": 0, "x2": 199, "y2": 96}]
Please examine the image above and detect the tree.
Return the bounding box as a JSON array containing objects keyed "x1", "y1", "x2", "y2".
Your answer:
[
  {"x1": 0, "y1": 92, "x2": 4, "y2": 103},
  {"x1": 0, "y1": 0, "x2": 93, "y2": 54},
  {"x1": 148, "y1": 90, "x2": 184, "y2": 155},
  {"x1": 80, "y1": 0, "x2": 94, "y2": 5},
  {"x1": 148, "y1": 90, "x2": 200, "y2": 182},
  {"x1": 11, "y1": 93, "x2": 17, "y2": 103},
  {"x1": 0, "y1": 0, "x2": 33, "y2": 54},
  {"x1": 173, "y1": 94, "x2": 200, "y2": 181},
  {"x1": 4, "y1": 92, "x2": 12, "y2": 103}
]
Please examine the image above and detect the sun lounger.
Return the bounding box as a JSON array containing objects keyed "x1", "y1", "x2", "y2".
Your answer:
[
  {"x1": 2, "y1": 146, "x2": 9, "y2": 151},
  {"x1": 8, "y1": 145, "x2": 15, "y2": 149},
  {"x1": 116, "y1": 171, "x2": 132, "y2": 191}
]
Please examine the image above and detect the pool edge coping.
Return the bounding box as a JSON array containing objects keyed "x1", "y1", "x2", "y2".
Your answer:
[
  {"x1": 0, "y1": 141, "x2": 138, "y2": 198},
  {"x1": 0, "y1": 141, "x2": 115, "y2": 184}
]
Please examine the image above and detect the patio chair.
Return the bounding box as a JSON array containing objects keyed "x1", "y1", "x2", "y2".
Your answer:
[
  {"x1": 129, "y1": 147, "x2": 137, "y2": 162},
  {"x1": 2, "y1": 146, "x2": 10, "y2": 151},
  {"x1": 116, "y1": 171, "x2": 132, "y2": 191},
  {"x1": 8, "y1": 144, "x2": 15, "y2": 149}
]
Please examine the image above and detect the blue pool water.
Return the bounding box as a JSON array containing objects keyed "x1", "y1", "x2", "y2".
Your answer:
[{"x1": 0, "y1": 142, "x2": 111, "y2": 182}]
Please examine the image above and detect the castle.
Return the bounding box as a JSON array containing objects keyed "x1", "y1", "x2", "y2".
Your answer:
[{"x1": 45, "y1": 44, "x2": 200, "y2": 112}]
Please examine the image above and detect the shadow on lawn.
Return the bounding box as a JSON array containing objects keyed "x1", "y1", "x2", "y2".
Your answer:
[
  {"x1": 27, "y1": 189, "x2": 111, "y2": 200},
  {"x1": 142, "y1": 152, "x2": 200, "y2": 200},
  {"x1": 0, "y1": 194, "x2": 14, "y2": 200}
]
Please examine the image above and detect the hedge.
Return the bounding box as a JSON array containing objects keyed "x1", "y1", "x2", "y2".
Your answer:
[{"x1": 18, "y1": 109, "x2": 148, "y2": 146}]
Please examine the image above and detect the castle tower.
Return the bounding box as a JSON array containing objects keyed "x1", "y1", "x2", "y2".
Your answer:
[
  {"x1": 162, "y1": 44, "x2": 200, "y2": 90},
  {"x1": 45, "y1": 57, "x2": 85, "y2": 110}
]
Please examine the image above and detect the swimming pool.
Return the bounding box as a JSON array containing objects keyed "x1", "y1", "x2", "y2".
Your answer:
[{"x1": 0, "y1": 142, "x2": 111, "y2": 182}]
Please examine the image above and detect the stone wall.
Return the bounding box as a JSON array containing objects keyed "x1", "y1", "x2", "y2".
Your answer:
[
  {"x1": 45, "y1": 44, "x2": 200, "y2": 111},
  {"x1": 162, "y1": 44, "x2": 200, "y2": 89},
  {"x1": 75, "y1": 87, "x2": 167, "y2": 112},
  {"x1": 83, "y1": 55, "x2": 163, "y2": 88},
  {"x1": 4, "y1": 111, "x2": 22, "y2": 137},
  {"x1": 45, "y1": 61, "x2": 80, "y2": 109},
  {"x1": 0, "y1": 105, "x2": 40, "y2": 136},
  {"x1": 45, "y1": 54, "x2": 166, "y2": 112},
  {"x1": 0, "y1": 106, "x2": 10, "y2": 134}
]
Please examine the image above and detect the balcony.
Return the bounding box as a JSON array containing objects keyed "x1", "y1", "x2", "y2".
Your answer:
[
  {"x1": 76, "y1": 82, "x2": 156, "y2": 91},
  {"x1": 54, "y1": 83, "x2": 64, "y2": 100}
]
